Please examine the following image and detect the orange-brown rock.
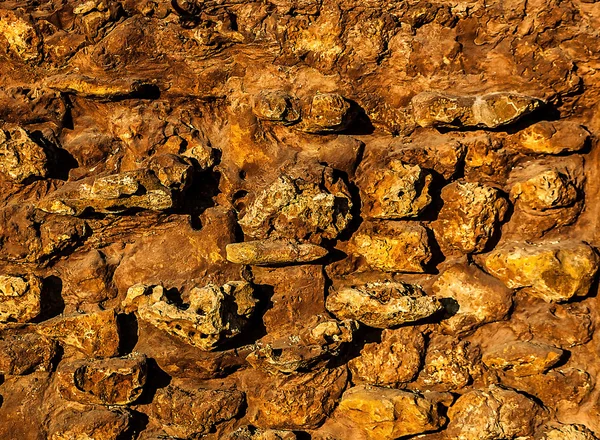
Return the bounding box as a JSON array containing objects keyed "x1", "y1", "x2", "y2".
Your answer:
[
  {"x1": 0, "y1": 332, "x2": 57, "y2": 375},
  {"x1": 516, "y1": 121, "x2": 590, "y2": 155},
  {"x1": 482, "y1": 340, "x2": 563, "y2": 377},
  {"x1": 542, "y1": 424, "x2": 598, "y2": 440},
  {"x1": 228, "y1": 426, "x2": 297, "y2": 440},
  {"x1": 0, "y1": 274, "x2": 42, "y2": 323},
  {"x1": 226, "y1": 239, "x2": 328, "y2": 266},
  {"x1": 0, "y1": 125, "x2": 48, "y2": 183},
  {"x1": 48, "y1": 407, "x2": 132, "y2": 440}
]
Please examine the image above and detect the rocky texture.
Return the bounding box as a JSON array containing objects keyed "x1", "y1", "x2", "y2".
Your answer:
[
  {"x1": 482, "y1": 340, "x2": 563, "y2": 376},
  {"x1": 542, "y1": 424, "x2": 599, "y2": 440},
  {"x1": 0, "y1": 274, "x2": 42, "y2": 323},
  {"x1": 226, "y1": 239, "x2": 328, "y2": 265},
  {"x1": 326, "y1": 281, "x2": 442, "y2": 328},
  {"x1": 48, "y1": 408, "x2": 132, "y2": 440},
  {"x1": 0, "y1": 332, "x2": 57, "y2": 375},
  {"x1": 482, "y1": 240, "x2": 599, "y2": 302},
  {"x1": 517, "y1": 121, "x2": 590, "y2": 155},
  {"x1": 0, "y1": 125, "x2": 49, "y2": 183}
]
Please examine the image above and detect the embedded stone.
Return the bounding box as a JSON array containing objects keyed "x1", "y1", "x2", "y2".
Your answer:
[
  {"x1": 226, "y1": 239, "x2": 328, "y2": 266},
  {"x1": 147, "y1": 153, "x2": 193, "y2": 191},
  {"x1": 412, "y1": 91, "x2": 543, "y2": 128},
  {"x1": 228, "y1": 426, "x2": 297, "y2": 440},
  {"x1": 416, "y1": 337, "x2": 475, "y2": 392},
  {"x1": 152, "y1": 382, "x2": 245, "y2": 438},
  {"x1": 482, "y1": 340, "x2": 563, "y2": 376},
  {"x1": 0, "y1": 333, "x2": 57, "y2": 375},
  {"x1": 253, "y1": 90, "x2": 300, "y2": 124},
  {"x1": 238, "y1": 166, "x2": 352, "y2": 242},
  {"x1": 35, "y1": 309, "x2": 120, "y2": 358},
  {"x1": 336, "y1": 385, "x2": 445, "y2": 440},
  {"x1": 542, "y1": 424, "x2": 598, "y2": 440},
  {"x1": 348, "y1": 327, "x2": 425, "y2": 386},
  {"x1": 0, "y1": 126, "x2": 48, "y2": 183},
  {"x1": 326, "y1": 281, "x2": 442, "y2": 328},
  {"x1": 37, "y1": 169, "x2": 173, "y2": 215},
  {"x1": 356, "y1": 159, "x2": 432, "y2": 219},
  {"x1": 123, "y1": 281, "x2": 257, "y2": 351},
  {"x1": 351, "y1": 221, "x2": 432, "y2": 272},
  {"x1": 432, "y1": 264, "x2": 513, "y2": 335},
  {"x1": 516, "y1": 121, "x2": 589, "y2": 155},
  {"x1": 0, "y1": 274, "x2": 42, "y2": 323},
  {"x1": 431, "y1": 181, "x2": 509, "y2": 254},
  {"x1": 0, "y1": 10, "x2": 42, "y2": 62},
  {"x1": 391, "y1": 136, "x2": 466, "y2": 179},
  {"x1": 298, "y1": 93, "x2": 353, "y2": 133},
  {"x1": 56, "y1": 352, "x2": 147, "y2": 405},
  {"x1": 482, "y1": 240, "x2": 599, "y2": 302},
  {"x1": 510, "y1": 168, "x2": 579, "y2": 211},
  {"x1": 48, "y1": 408, "x2": 131, "y2": 440},
  {"x1": 446, "y1": 385, "x2": 541, "y2": 440}
]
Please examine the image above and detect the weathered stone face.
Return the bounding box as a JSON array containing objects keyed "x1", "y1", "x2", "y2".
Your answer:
[
  {"x1": 0, "y1": 126, "x2": 48, "y2": 183},
  {"x1": 0, "y1": 274, "x2": 42, "y2": 323},
  {"x1": 482, "y1": 341, "x2": 563, "y2": 377}
]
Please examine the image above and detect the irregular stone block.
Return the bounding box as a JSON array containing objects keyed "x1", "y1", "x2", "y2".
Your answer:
[
  {"x1": 0, "y1": 10, "x2": 42, "y2": 62},
  {"x1": 432, "y1": 264, "x2": 513, "y2": 335},
  {"x1": 482, "y1": 340, "x2": 563, "y2": 376},
  {"x1": 226, "y1": 239, "x2": 328, "y2": 266},
  {"x1": 247, "y1": 317, "x2": 357, "y2": 373},
  {"x1": 431, "y1": 181, "x2": 509, "y2": 254},
  {"x1": 43, "y1": 73, "x2": 158, "y2": 100},
  {"x1": 516, "y1": 121, "x2": 589, "y2": 154},
  {"x1": 238, "y1": 166, "x2": 352, "y2": 242},
  {"x1": 253, "y1": 90, "x2": 300, "y2": 124},
  {"x1": 0, "y1": 274, "x2": 42, "y2": 323},
  {"x1": 482, "y1": 240, "x2": 599, "y2": 302},
  {"x1": 246, "y1": 366, "x2": 347, "y2": 430},
  {"x1": 336, "y1": 385, "x2": 445, "y2": 440},
  {"x1": 0, "y1": 126, "x2": 48, "y2": 183},
  {"x1": 446, "y1": 385, "x2": 541, "y2": 440},
  {"x1": 35, "y1": 309, "x2": 120, "y2": 358},
  {"x1": 326, "y1": 281, "x2": 442, "y2": 328},
  {"x1": 356, "y1": 159, "x2": 432, "y2": 219},
  {"x1": 416, "y1": 337, "x2": 475, "y2": 392},
  {"x1": 297, "y1": 93, "x2": 353, "y2": 133},
  {"x1": 525, "y1": 303, "x2": 593, "y2": 348},
  {"x1": 123, "y1": 281, "x2": 257, "y2": 351},
  {"x1": 37, "y1": 169, "x2": 173, "y2": 215},
  {"x1": 0, "y1": 332, "x2": 57, "y2": 375},
  {"x1": 462, "y1": 132, "x2": 514, "y2": 185},
  {"x1": 348, "y1": 327, "x2": 425, "y2": 386},
  {"x1": 542, "y1": 424, "x2": 598, "y2": 440},
  {"x1": 151, "y1": 382, "x2": 245, "y2": 438},
  {"x1": 228, "y1": 426, "x2": 297, "y2": 439},
  {"x1": 350, "y1": 221, "x2": 432, "y2": 272},
  {"x1": 56, "y1": 352, "x2": 147, "y2": 405},
  {"x1": 510, "y1": 167, "x2": 579, "y2": 211},
  {"x1": 48, "y1": 408, "x2": 132, "y2": 440},
  {"x1": 147, "y1": 153, "x2": 193, "y2": 191},
  {"x1": 412, "y1": 91, "x2": 543, "y2": 128}
]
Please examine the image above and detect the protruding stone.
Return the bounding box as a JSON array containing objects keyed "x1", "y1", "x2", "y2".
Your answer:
[
  {"x1": 516, "y1": 121, "x2": 589, "y2": 155},
  {"x1": 542, "y1": 424, "x2": 598, "y2": 440},
  {"x1": 48, "y1": 408, "x2": 131, "y2": 440},
  {"x1": 238, "y1": 166, "x2": 352, "y2": 242},
  {"x1": 462, "y1": 132, "x2": 514, "y2": 185},
  {"x1": 152, "y1": 382, "x2": 245, "y2": 438},
  {"x1": 0, "y1": 10, "x2": 42, "y2": 62},
  {"x1": 446, "y1": 385, "x2": 541, "y2": 440},
  {"x1": 226, "y1": 239, "x2": 328, "y2": 266},
  {"x1": 0, "y1": 126, "x2": 48, "y2": 183},
  {"x1": 432, "y1": 264, "x2": 513, "y2": 335},
  {"x1": 0, "y1": 333, "x2": 57, "y2": 375},
  {"x1": 247, "y1": 317, "x2": 357, "y2": 373},
  {"x1": 298, "y1": 93, "x2": 353, "y2": 133},
  {"x1": 416, "y1": 337, "x2": 475, "y2": 392},
  {"x1": 510, "y1": 168, "x2": 579, "y2": 211},
  {"x1": 482, "y1": 341, "x2": 563, "y2": 376},
  {"x1": 0, "y1": 274, "x2": 42, "y2": 323},
  {"x1": 43, "y1": 74, "x2": 158, "y2": 100},
  {"x1": 391, "y1": 136, "x2": 466, "y2": 180},
  {"x1": 35, "y1": 309, "x2": 120, "y2": 358},
  {"x1": 37, "y1": 169, "x2": 173, "y2": 215},
  {"x1": 412, "y1": 91, "x2": 543, "y2": 128},
  {"x1": 253, "y1": 90, "x2": 300, "y2": 124},
  {"x1": 228, "y1": 426, "x2": 297, "y2": 440},
  {"x1": 351, "y1": 221, "x2": 432, "y2": 272},
  {"x1": 336, "y1": 385, "x2": 445, "y2": 440},
  {"x1": 326, "y1": 281, "x2": 441, "y2": 328},
  {"x1": 147, "y1": 153, "x2": 193, "y2": 191},
  {"x1": 431, "y1": 181, "x2": 509, "y2": 254},
  {"x1": 482, "y1": 240, "x2": 599, "y2": 303},
  {"x1": 356, "y1": 159, "x2": 432, "y2": 219},
  {"x1": 56, "y1": 352, "x2": 147, "y2": 405},
  {"x1": 348, "y1": 327, "x2": 425, "y2": 386},
  {"x1": 123, "y1": 281, "x2": 257, "y2": 351}
]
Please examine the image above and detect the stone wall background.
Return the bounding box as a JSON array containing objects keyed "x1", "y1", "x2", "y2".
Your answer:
[{"x1": 0, "y1": 0, "x2": 600, "y2": 439}]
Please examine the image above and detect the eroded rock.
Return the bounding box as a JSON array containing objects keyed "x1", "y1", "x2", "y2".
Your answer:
[
  {"x1": 253, "y1": 90, "x2": 300, "y2": 124},
  {"x1": 226, "y1": 239, "x2": 328, "y2": 266},
  {"x1": 0, "y1": 10, "x2": 42, "y2": 62},
  {"x1": 0, "y1": 332, "x2": 57, "y2": 375},
  {"x1": 482, "y1": 341, "x2": 563, "y2": 376},
  {"x1": 0, "y1": 274, "x2": 42, "y2": 323},
  {"x1": 297, "y1": 93, "x2": 353, "y2": 133},
  {"x1": 326, "y1": 281, "x2": 442, "y2": 328},
  {"x1": 482, "y1": 240, "x2": 599, "y2": 303},
  {"x1": 228, "y1": 426, "x2": 297, "y2": 440},
  {"x1": 542, "y1": 424, "x2": 598, "y2": 440},
  {"x1": 0, "y1": 126, "x2": 48, "y2": 183},
  {"x1": 48, "y1": 408, "x2": 131, "y2": 440},
  {"x1": 516, "y1": 121, "x2": 590, "y2": 155}
]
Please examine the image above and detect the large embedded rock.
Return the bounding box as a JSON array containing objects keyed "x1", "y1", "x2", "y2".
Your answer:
[
  {"x1": 0, "y1": 333, "x2": 57, "y2": 375},
  {"x1": 35, "y1": 309, "x2": 120, "y2": 358},
  {"x1": 123, "y1": 281, "x2": 257, "y2": 351},
  {"x1": 229, "y1": 426, "x2": 298, "y2": 440},
  {"x1": 297, "y1": 93, "x2": 354, "y2": 133},
  {"x1": 510, "y1": 166, "x2": 579, "y2": 211},
  {"x1": 247, "y1": 317, "x2": 357, "y2": 373},
  {"x1": 238, "y1": 165, "x2": 352, "y2": 242},
  {"x1": 0, "y1": 10, "x2": 42, "y2": 62},
  {"x1": 56, "y1": 352, "x2": 147, "y2": 405},
  {"x1": 48, "y1": 408, "x2": 132, "y2": 440},
  {"x1": 151, "y1": 382, "x2": 245, "y2": 438},
  {"x1": 0, "y1": 274, "x2": 42, "y2": 323},
  {"x1": 226, "y1": 239, "x2": 328, "y2": 265},
  {"x1": 253, "y1": 90, "x2": 300, "y2": 124},
  {"x1": 462, "y1": 132, "x2": 514, "y2": 185},
  {"x1": 356, "y1": 159, "x2": 432, "y2": 219},
  {"x1": 348, "y1": 327, "x2": 425, "y2": 386},
  {"x1": 0, "y1": 126, "x2": 48, "y2": 183},
  {"x1": 524, "y1": 302, "x2": 594, "y2": 348},
  {"x1": 516, "y1": 121, "x2": 590, "y2": 154},
  {"x1": 37, "y1": 169, "x2": 174, "y2": 215},
  {"x1": 542, "y1": 424, "x2": 599, "y2": 440},
  {"x1": 245, "y1": 366, "x2": 347, "y2": 430},
  {"x1": 412, "y1": 91, "x2": 543, "y2": 128},
  {"x1": 482, "y1": 341, "x2": 563, "y2": 376},
  {"x1": 336, "y1": 385, "x2": 445, "y2": 440},
  {"x1": 482, "y1": 240, "x2": 599, "y2": 303},
  {"x1": 431, "y1": 181, "x2": 509, "y2": 254},
  {"x1": 446, "y1": 385, "x2": 542, "y2": 440},
  {"x1": 147, "y1": 153, "x2": 194, "y2": 191},
  {"x1": 350, "y1": 221, "x2": 432, "y2": 272},
  {"x1": 326, "y1": 281, "x2": 442, "y2": 328},
  {"x1": 432, "y1": 264, "x2": 513, "y2": 335}
]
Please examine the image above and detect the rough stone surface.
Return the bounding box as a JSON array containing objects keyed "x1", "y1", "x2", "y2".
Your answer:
[
  {"x1": 482, "y1": 340, "x2": 563, "y2": 377},
  {"x1": 516, "y1": 121, "x2": 590, "y2": 155},
  {"x1": 226, "y1": 239, "x2": 328, "y2": 266},
  {"x1": 0, "y1": 274, "x2": 42, "y2": 323},
  {"x1": 0, "y1": 126, "x2": 49, "y2": 183}
]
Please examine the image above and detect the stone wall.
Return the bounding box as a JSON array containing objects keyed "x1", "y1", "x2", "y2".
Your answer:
[{"x1": 0, "y1": 0, "x2": 600, "y2": 439}]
